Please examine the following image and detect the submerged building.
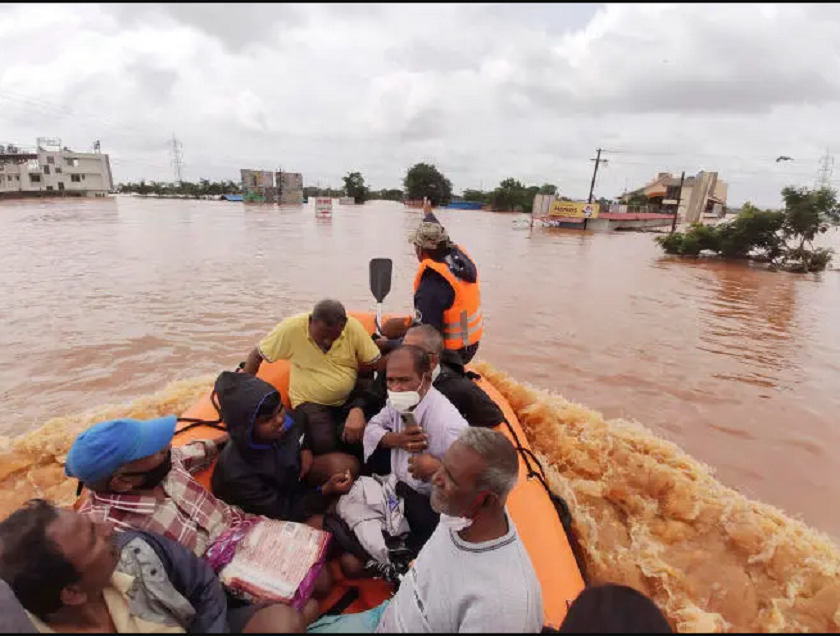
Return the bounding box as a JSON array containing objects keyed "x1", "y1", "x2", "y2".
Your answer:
[
  {"x1": 240, "y1": 169, "x2": 303, "y2": 204},
  {"x1": 620, "y1": 171, "x2": 728, "y2": 223},
  {"x1": 0, "y1": 138, "x2": 113, "y2": 198},
  {"x1": 276, "y1": 171, "x2": 303, "y2": 205}
]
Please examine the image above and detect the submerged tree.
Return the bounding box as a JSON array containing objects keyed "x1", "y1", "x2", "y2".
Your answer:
[
  {"x1": 342, "y1": 171, "x2": 369, "y2": 204},
  {"x1": 372, "y1": 188, "x2": 404, "y2": 202},
  {"x1": 118, "y1": 179, "x2": 241, "y2": 197},
  {"x1": 462, "y1": 189, "x2": 489, "y2": 204},
  {"x1": 490, "y1": 178, "x2": 527, "y2": 212},
  {"x1": 403, "y1": 163, "x2": 452, "y2": 206},
  {"x1": 656, "y1": 186, "x2": 839, "y2": 272}
]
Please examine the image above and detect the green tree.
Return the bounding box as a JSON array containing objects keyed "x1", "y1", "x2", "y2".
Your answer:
[
  {"x1": 120, "y1": 178, "x2": 241, "y2": 198},
  {"x1": 778, "y1": 186, "x2": 839, "y2": 271},
  {"x1": 781, "y1": 186, "x2": 840, "y2": 249},
  {"x1": 462, "y1": 189, "x2": 488, "y2": 204},
  {"x1": 656, "y1": 185, "x2": 838, "y2": 272},
  {"x1": 626, "y1": 192, "x2": 648, "y2": 206},
  {"x1": 403, "y1": 163, "x2": 452, "y2": 206},
  {"x1": 524, "y1": 185, "x2": 540, "y2": 213},
  {"x1": 374, "y1": 188, "x2": 404, "y2": 202},
  {"x1": 490, "y1": 178, "x2": 527, "y2": 212},
  {"x1": 717, "y1": 204, "x2": 784, "y2": 260},
  {"x1": 538, "y1": 184, "x2": 558, "y2": 195},
  {"x1": 342, "y1": 171, "x2": 369, "y2": 204}
]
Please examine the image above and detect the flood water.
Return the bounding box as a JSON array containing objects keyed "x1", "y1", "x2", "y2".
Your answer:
[{"x1": 2, "y1": 196, "x2": 839, "y2": 539}]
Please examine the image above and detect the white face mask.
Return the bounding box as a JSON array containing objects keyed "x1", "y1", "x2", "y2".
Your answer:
[
  {"x1": 387, "y1": 376, "x2": 429, "y2": 413},
  {"x1": 431, "y1": 364, "x2": 441, "y2": 383},
  {"x1": 439, "y1": 513, "x2": 473, "y2": 531},
  {"x1": 387, "y1": 389, "x2": 421, "y2": 413}
]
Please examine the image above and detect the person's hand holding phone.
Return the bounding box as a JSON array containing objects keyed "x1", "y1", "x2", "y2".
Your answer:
[{"x1": 398, "y1": 425, "x2": 428, "y2": 453}]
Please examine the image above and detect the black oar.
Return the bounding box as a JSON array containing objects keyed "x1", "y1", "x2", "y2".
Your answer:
[{"x1": 369, "y1": 258, "x2": 393, "y2": 333}]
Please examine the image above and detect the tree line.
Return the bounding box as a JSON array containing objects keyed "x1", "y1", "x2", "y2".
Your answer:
[
  {"x1": 117, "y1": 163, "x2": 567, "y2": 212},
  {"x1": 117, "y1": 180, "x2": 241, "y2": 198},
  {"x1": 656, "y1": 186, "x2": 840, "y2": 273},
  {"x1": 338, "y1": 164, "x2": 562, "y2": 212}
]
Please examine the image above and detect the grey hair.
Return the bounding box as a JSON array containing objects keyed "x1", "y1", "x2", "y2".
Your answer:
[
  {"x1": 457, "y1": 428, "x2": 519, "y2": 499},
  {"x1": 311, "y1": 299, "x2": 347, "y2": 327},
  {"x1": 406, "y1": 324, "x2": 444, "y2": 356}
]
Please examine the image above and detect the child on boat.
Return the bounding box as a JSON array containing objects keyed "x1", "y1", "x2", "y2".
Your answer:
[{"x1": 211, "y1": 370, "x2": 358, "y2": 522}]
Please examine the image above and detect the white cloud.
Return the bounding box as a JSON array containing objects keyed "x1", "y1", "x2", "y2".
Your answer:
[{"x1": 1, "y1": 3, "x2": 839, "y2": 206}]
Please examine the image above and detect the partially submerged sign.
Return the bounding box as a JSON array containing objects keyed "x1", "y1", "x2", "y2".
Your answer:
[
  {"x1": 315, "y1": 197, "x2": 333, "y2": 216},
  {"x1": 550, "y1": 201, "x2": 600, "y2": 219}
]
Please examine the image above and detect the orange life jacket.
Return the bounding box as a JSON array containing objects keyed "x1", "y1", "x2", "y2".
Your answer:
[{"x1": 413, "y1": 246, "x2": 483, "y2": 350}]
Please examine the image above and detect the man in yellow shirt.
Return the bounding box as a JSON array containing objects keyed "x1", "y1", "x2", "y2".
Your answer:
[{"x1": 243, "y1": 299, "x2": 383, "y2": 456}]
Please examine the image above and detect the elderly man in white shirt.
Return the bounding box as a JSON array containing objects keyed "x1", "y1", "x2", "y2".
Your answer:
[
  {"x1": 336, "y1": 345, "x2": 468, "y2": 579},
  {"x1": 310, "y1": 428, "x2": 544, "y2": 634}
]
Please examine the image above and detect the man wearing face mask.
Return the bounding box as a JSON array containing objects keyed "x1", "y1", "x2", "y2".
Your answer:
[
  {"x1": 211, "y1": 371, "x2": 358, "y2": 523},
  {"x1": 68, "y1": 416, "x2": 334, "y2": 617},
  {"x1": 308, "y1": 428, "x2": 543, "y2": 634},
  {"x1": 367, "y1": 324, "x2": 504, "y2": 429},
  {"x1": 68, "y1": 416, "x2": 242, "y2": 558},
  {"x1": 335, "y1": 346, "x2": 468, "y2": 578}
]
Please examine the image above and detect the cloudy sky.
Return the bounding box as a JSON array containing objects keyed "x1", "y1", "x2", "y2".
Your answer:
[{"x1": 2, "y1": 3, "x2": 839, "y2": 206}]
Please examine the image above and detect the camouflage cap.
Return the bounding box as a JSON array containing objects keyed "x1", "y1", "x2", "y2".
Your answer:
[{"x1": 409, "y1": 221, "x2": 452, "y2": 250}]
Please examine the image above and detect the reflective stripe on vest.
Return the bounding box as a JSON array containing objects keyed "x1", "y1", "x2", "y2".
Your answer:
[
  {"x1": 413, "y1": 246, "x2": 483, "y2": 350},
  {"x1": 443, "y1": 308, "x2": 483, "y2": 343}
]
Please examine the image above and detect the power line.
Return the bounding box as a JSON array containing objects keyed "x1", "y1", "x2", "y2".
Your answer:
[
  {"x1": 603, "y1": 157, "x2": 824, "y2": 180},
  {"x1": 0, "y1": 90, "x2": 159, "y2": 143},
  {"x1": 600, "y1": 147, "x2": 822, "y2": 167}
]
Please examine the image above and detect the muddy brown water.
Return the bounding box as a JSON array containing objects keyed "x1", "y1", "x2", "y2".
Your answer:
[{"x1": 1, "y1": 196, "x2": 839, "y2": 541}]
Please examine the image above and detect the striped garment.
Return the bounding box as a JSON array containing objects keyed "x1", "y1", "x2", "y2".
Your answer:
[{"x1": 80, "y1": 439, "x2": 251, "y2": 557}]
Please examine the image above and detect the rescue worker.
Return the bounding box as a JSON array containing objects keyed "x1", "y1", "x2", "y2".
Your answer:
[{"x1": 408, "y1": 200, "x2": 483, "y2": 365}]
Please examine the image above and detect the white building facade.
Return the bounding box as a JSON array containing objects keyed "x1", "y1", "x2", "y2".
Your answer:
[{"x1": 0, "y1": 140, "x2": 113, "y2": 198}]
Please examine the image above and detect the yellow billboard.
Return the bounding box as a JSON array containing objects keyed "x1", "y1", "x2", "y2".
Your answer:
[{"x1": 549, "y1": 201, "x2": 600, "y2": 219}]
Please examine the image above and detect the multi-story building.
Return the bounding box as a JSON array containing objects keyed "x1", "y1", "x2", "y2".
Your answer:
[
  {"x1": 241, "y1": 169, "x2": 277, "y2": 202},
  {"x1": 620, "y1": 171, "x2": 728, "y2": 223},
  {"x1": 0, "y1": 139, "x2": 113, "y2": 198},
  {"x1": 276, "y1": 171, "x2": 303, "y2": 205},
  {"x1": 241, "y1": 168, "x2": 304, "y2": 204}
]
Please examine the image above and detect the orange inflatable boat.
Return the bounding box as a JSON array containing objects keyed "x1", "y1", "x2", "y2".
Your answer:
[{"x1": 175, "y1": 311, "x2": 585, "y2": 629}]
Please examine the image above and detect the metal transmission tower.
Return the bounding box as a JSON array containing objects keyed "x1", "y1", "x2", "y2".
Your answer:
[
  {"x1": 815, "y1": 149, "x2": 834, "y2": 189},
  {"x1": 169, "y1": 133, "x2": 184, "y2": 184}
]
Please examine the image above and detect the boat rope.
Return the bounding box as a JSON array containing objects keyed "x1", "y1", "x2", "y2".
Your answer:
[
  {"x1": 497, "y1": 411, "x2": 589, "y2": 584},
  {"x1": 174, "y1": 390, "x2": 226, "y2": 435}
]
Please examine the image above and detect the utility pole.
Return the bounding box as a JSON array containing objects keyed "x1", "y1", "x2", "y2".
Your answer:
[
  {"x1": 586, "y1": 148, "x2": 608, "y2": 230},
  {"x1": 169, "y1": 133, "x2": 184, "y2": 185},
  {"x1": 588, "y1": 148, "x2": 607, "y2": 203},
  {"x1": 670, "y1": 171, "x2": 685, "y2": 234}
]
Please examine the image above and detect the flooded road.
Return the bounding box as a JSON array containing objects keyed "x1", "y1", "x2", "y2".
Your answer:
[{"x1": 1, "y1": 196, "x2": 839, "y2": 539}]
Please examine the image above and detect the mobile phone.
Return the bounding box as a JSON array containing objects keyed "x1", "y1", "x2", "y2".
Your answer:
[{"x1": 400, "y1": 411, "x2": 419, "y2": 430}]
